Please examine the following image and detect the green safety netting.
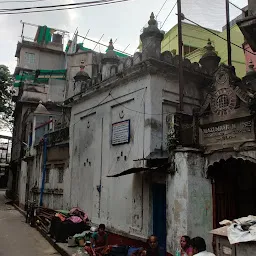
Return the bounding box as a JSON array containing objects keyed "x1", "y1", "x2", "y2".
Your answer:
[
  {"x1": 77, "y1": 43, "x2": 91, "y2": 52},
  {"x1": 106, "y1": 49, "x2": 128, "y2": 58},
  {"x1": 14, "y1": 73, "x2": 35, "y2": 87},
  {"x1": 14, "y1": 69, "x2": 66, "y2": 87},
  {"x1": 36, "y1": 26, "x2": 55, "y2": 44},
  {"x1": 65, "y1": 42, "x2": 91, "y2": 53},
  {"x1": 65, "y1": 42, "x2": 128, "y2": 58},
  {"x1": 38, "y1": 70, "x2": 66, "y2": 75}
]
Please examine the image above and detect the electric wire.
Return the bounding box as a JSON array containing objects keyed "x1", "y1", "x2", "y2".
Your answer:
[
  {"x1": 0, "y1": 0, "x2": 132, "y2": 14},
  {"x1": 0, "y1": 0, "x2": 49, "y2": 3},
  {"x1": 160, "y1": 1, "x2": 177, "y2": 29},
  {"x1": 229, "y1": 1, "x2": 246, "y2": 13},
  {"x1": 0, "y1": 0, "x2": 116, "y2": 12},
  {"x1": 156, "y1": 0, "x2": 168, "y2": 18},
  {"x1": 109, "y1": 93, "x2": 173, "y2": 116},
  {"x1": 70, "y1": 91, "x2": 112, "y2": 128}
]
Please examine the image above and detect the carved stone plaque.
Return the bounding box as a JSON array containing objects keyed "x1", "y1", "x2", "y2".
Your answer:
[{"x1": 200, "y1": 116, "x2": 255, "y2": 149}]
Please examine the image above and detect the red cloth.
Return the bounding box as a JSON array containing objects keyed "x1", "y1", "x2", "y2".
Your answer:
[
  {"x1": 55, "y1": 213, "x2": 66, "y2": 222},
  {"x1": 85, "y1": 246, "x2": 112, "y2": 256}
]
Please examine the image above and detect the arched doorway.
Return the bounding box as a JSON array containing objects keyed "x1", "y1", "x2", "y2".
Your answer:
[{"x1": 208, "y1": 157, "x2": 256, "y2": 228}]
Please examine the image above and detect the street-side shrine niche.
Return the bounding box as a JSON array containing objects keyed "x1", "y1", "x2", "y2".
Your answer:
[{"x1": 199, "y1": 64, "x2": 255, "y2": 152}]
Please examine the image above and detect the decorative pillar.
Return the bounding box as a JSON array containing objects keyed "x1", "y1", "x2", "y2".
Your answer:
[
  {"x1": 101, "y1": 39, "x2": 119, "y2": 80},
  {"x1": 73, "y1": 60, "x2": 90, "y2": 94},
  {"x1": 199, "y1": 39, "x2": 221, "y2": 75},
  {"x1": 140, "y1": 13, "x2": 165, "y2": 61}
]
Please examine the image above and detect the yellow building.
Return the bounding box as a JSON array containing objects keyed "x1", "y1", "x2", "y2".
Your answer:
[{"x1": 159, "y1": 21, "x2": 246, "y2": 78}]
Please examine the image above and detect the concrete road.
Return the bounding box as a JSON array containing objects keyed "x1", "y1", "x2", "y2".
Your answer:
[{"x1": 0, "y1": 190, "x2": 60, "y2": 256}]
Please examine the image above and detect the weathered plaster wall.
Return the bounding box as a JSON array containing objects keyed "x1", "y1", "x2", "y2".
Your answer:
[
  {"x1": 48, "y1": 79, "x2": 66, "y2": 102},
  {"x1": 28, "y1": 145, "x2": 69, "y2": 210},
  {"x1": 21, "y1": 80, "x2": 66, "y2": 103},
  {"x1": 149, "y1": 74, "x2": 200, "y2": 153},
  {"x1": 9, "y1": 105, "x2": 32, "y2": 201},
  {"x1": 21, "y1": 86, "x2": 48, "y2": 103},
  {"x1": 187, "y1": 153, "x2": 212, "y2": 250},
  {"x1": 19, "y1": 47, "x2": 65, "y2": 71},
  {"x1": 19, "y1": 160, "x2": 28, "y2": 208},
  {"x1": 39, "y1": 51, "x2": 65, "y2": 70},
  {"x1": 12, "y1": 106, "x2": 30, "y2": 161},
  {"x1": 68, "y1": 60, "x2": 202, "y2": 241},
  {"x1": 69, "y1": 75, "x2": 153, "y2": 238},
  {"x1": 167, "y1": 152, "x2": 189, "y2": 253},
  {"x1": 166, "y1": 151, "x2": 213, "y2": 254}
]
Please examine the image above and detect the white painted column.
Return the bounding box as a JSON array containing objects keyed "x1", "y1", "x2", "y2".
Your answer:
[{"x1": 166, "y1": 149, "x2": 213, "y2": 255}]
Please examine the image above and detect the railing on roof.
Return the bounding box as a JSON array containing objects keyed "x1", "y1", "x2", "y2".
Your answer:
[{"x1": 22, "y1": 36, "x2": 35, "y2": 43}]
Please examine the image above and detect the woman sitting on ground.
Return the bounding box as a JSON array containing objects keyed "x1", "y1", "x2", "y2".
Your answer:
[
  {"x1": 176, "y1": 236, "x2": 193, "y2": 256},
  {"x1": 91, "y1": 224, "x2": 108, "y2": 248},
  {"x1": 85, "y1": 224, "x2": 112, "y2": 256}
]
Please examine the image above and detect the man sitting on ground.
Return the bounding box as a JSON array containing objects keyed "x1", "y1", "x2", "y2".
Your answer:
[
  {"x1": 190, "y1": 237, "x2": 215, "y2": 256},
  {"x1": 131, "y1": 235, "x2": 162, "y2": 256}
]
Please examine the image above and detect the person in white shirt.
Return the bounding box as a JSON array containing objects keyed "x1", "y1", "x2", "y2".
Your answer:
[{"x1": 190, "y1": 237, "x2": 216, "y2": 256}]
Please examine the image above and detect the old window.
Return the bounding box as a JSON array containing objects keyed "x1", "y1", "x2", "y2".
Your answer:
[
  {"x1": 45, "y1": 167, "x2": 50, "y2": 183},
  {"x1": 55, "y1": 164, "x2": 65, "y2": 183},
  {"x1": 25, "y1": 52, "x2": 35, "y2": 64},
  {"x1": 183, "y1": 45, "x2": 198, "y2": 56},
  {"x1": 58, "y1": 168, "x2": 64, "y2": 183}
]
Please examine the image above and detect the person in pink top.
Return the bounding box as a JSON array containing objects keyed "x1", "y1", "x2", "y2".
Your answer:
[{"x1": 179, "y1": 236, "x2": 193, "y2": 256}]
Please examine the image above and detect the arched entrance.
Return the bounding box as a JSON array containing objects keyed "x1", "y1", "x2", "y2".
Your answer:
[{"x1": 208, "y1": 157, "x2": 256, "y2": 228}]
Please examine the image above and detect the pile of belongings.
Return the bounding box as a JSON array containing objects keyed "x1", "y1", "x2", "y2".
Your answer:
[
  {"x1": 68, "y1": 230, "x2": 92, "y2": 247},
  {"x1": 48, "y1": 207, "x2": 90, "y2": 242},
  {"x1": 72, "y1": 245, "x2": 143, "y2": 256},
  {"x1": 220, "y1": 215, "x2": 256, "y2": 244},
  {"x1": 49, "y1": 207, "x2": 90, "y2": 242},
  {"x1": 36, "y1": 207, "x2": 57, "y2": 233}
]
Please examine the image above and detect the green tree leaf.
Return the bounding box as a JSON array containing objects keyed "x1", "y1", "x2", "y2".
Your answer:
[{"x1": 0, "y1": 65, "x2": 14, "y2": 131}]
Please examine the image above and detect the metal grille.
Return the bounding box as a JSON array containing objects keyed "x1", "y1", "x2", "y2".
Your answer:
[{"x1": 217, "y1": 94, "x2": 229, "y2": 109}]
